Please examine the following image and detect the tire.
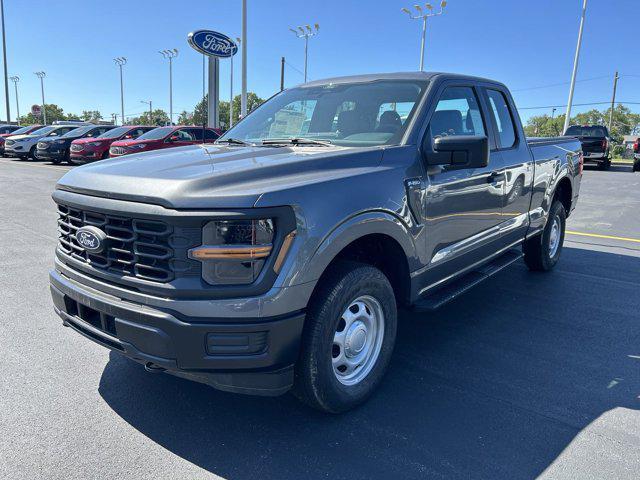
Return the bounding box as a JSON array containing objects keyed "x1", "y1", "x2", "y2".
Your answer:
[
  {"x1": 633, "y1": 161, "x2": 639, "y2": 172},
  {"x1": 523, "y1": 200, "x2": 566, "y2": 271},
  {"x1": 599, "y1": 158, "x2": 611, "y2": 170},
  {"x1": 293, "y1": 261, "x2": 397, "y2": 413},
  {"x1": 28, "y1": 146, "x2": 37, "y2": 160}
]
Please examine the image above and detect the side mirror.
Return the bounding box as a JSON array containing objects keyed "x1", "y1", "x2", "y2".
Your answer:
[
  {"x1": 168, "y1": 135, "x2": 179, "y2": 142},
  {"x1": 426, "y1": 135, "x2": 489, "y2": 168},
  {"x1": 123, "y1": 134, "x2": 132, "y2": 139}
]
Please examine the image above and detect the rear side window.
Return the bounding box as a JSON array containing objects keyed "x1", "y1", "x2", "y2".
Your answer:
[{"x1": 486, "y1": 89, "x2": 516, "y2": 149}]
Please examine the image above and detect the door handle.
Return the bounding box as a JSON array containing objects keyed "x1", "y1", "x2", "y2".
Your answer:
[{"x1": 487, "y1": 171, "x2": 505, "y2": 183}]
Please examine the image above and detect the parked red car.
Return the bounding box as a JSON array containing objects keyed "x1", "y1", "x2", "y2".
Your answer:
[
  {"x1": 69, "y1": 125, "x2": 155, "y2": 164},
  {"x1": 0, "y1": 124, "x2": 42, "y2": 155},
  {"x1": 108, "y1": 125, "x2": 222, "y2": 157}
]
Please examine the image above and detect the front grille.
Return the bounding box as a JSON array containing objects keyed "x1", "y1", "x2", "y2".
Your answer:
[
  {"x1": 37, "y1": 141, "x2": 49, "y2": 150},
  {"x1": 57, "y1": 204, "x2": 177, "y2": 282},
  {"x1": 109, "y1": 146, "x2": 128, "y2": 156},
  {"x1": 70, "y1": 144, "x2": 84, "y2": 152}
]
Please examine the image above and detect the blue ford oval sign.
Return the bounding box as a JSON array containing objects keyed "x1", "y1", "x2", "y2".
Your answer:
[
  {"x1": 76, "y1": 226, "x2": 107, "y2": 253},
  {"x1": 188, "y1": 30, "x2": 238, "y2": 58}
]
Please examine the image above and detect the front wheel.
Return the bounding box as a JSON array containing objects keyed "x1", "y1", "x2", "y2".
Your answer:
[
  {"x1": 524, "y1": 200, "x2": 566, "y2": 271},
  {"x1": 293, "y1": 261, "x2": 397, "y2": 413}
]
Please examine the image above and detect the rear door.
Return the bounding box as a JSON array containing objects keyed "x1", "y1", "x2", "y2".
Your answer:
[
  {"x1": 481, "y1": 87, "x2": 534, "y2": 247},
  {"x1": 420, "y1": 82, "x2": 507, "y2": 290}
]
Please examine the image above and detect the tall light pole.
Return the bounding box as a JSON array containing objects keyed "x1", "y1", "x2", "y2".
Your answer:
[
  {"x1": 1, "y1": 0, "x2": 10, "y2": 123},
  {"x1": 241, "y1": 0, "x2": 247, "y2": 118},
  {"x1": 289, "y1": 24, "x2": 319, "y2": 83},
  {"x1": 402, "y1": 2, "x2": 447, "y2": 71},
  {"x1": 9, "y1": 75, "x2": 18, "y2": 124},
  {"x1": 608, "y1": 71, "x2": 619, "y2": 134},
  {"x1": 230, "y1": 37, "x2": 240, "y2": 128},
  {"x1": 563, "y1": 0, "x2": 588, "y2": 135},
  {"x1": 34, "y1": 71, "x2": 46, "y2": 125},
  {"x1": 114, "y1": 57, "x2": 126, "y2": 126},
  {"x1": 140, "y1": 100, "x2": 152, "y2": 125},
  {"x1": 159, "y1": 49, "x2": 178, "y2": 125}
]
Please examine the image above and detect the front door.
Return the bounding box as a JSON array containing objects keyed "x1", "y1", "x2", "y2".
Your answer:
[{"x1": 418, "y1": 84, "x2": 507, "y2": 293}]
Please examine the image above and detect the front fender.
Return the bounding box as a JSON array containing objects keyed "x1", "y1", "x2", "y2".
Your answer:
[{"x1": 294, "y1": 210, "x2": 418, "y2": 286}]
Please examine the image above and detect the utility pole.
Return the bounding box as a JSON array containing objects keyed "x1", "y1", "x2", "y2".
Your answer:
[
  {"x1": 241, "y1": 0, "x2": 247, "y2": 117},
  {"x1": 34, "y1": 71, "x2": 46, "y2": 125},
  {"x1": 563, "y1": 0, "x2": 588, "y2": 135},
  {"x1": 402, "y1": 2, "x2": 447, "y2": 71},
  {"x1": 140, "y1": 100, "x2": 152, "y2": 125},
  {"x1": 1, "y1": 0, "x2": 10, "y2": 123},
  {"x1": 159, "y1": 49, "x2": 178, "y2": 125},
  {"x1": 608, "y1": 71, "x2": 619, "y2": 134},
  {"x1": 230, "y1": 37, "x2": 240, "y2": 128},
  {"x1": 289, "y1": 24, "x2": 319, "y2": 83},
  {"x1": 114, "y1": 57, "x2": 126, "y2": 126},
  {"x1": 280, "y1": 56, "x2": 285, "y2": 91},
  {"x1": 9, "y1": 75, "x2": 18, "y2": 124}
]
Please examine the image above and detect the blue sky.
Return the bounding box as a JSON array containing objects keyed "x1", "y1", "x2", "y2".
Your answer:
[{"x1": 3, "y1": 0, "x2": 638, "y2": 124}]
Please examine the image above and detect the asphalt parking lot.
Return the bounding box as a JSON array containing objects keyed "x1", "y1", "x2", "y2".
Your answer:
[{"x1": 1, "y1": 158, "x2": 639, "y2": 480}]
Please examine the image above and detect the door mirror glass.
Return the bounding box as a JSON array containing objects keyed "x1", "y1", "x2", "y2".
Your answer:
[{"x1": 168, "y1": 135, "x2": 179, "y2": 142}]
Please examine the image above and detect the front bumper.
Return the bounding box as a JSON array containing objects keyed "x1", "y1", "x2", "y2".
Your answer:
[
  {"x1": 5, "y1": 145, "x2": 28, "y2": 156},
  {"x1": 36, "y1": 149, "x2": 66, "y2": 160},
  {"x1": 50, "y1": 268, "x2": 306, "y2": 396},
  {"x1": 70, "y1": 150, "x2": 101, "y2": 162}
]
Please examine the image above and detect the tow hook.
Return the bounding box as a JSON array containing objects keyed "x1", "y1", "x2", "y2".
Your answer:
[{"x1": 144, "y1": 362, "x2": 167, "y2": 373}]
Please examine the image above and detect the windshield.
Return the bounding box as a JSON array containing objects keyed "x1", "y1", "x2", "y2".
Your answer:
[
  {"x1": 565, "y1": 126, "x2": 607, "y2": 137},
  {"x1": 11, "y1": 125, "x2": 37, "y2": 135},
  {"x1": 218, "y1": 80, "x2": 428, "y2": 147},
  {"x1": 97, "y1": 126, "x2": 130, "y2": 139},
  {"x1": 29, "y1": 126, "x2": 56, "y2": 136},
  {"x1": 61, "y1": 126, "x2": 94, "y2": 138},
  {"x1": 136, "y1": 127, "x2": 172, "y2": 140}
]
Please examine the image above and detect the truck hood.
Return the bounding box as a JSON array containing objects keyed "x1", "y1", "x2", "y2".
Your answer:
[{"x1": 55, "y1": 144, "x2": 384, "y2": 209}]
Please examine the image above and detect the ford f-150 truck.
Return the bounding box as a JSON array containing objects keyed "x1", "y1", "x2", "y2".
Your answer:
[
  {"x1": 49, "y1": 72, "x2": 582, "y2": 413},
  {"x1": 563, "y1": 124, "x2": 611, "y2": 170}
]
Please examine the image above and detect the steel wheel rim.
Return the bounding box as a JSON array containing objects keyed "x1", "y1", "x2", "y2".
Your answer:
[
  {"x1": 332, "y1": 295, "x2": 385, "y2": 386},
  {"x1": 548, "y1": 215, "x2": 561, "y2": 258}
]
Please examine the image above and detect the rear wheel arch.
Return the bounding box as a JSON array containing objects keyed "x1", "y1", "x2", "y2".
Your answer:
[{"x1": 553, "y1": 176, "x2": 573, "y2": 216}]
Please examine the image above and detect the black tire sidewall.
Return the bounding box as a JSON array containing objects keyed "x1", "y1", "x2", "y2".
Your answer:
[
  {"x1": 298, "y1": 263, "x2": 397, "y2": 413},
  {"x1": 541, "y1": 201, "x2": 566, "y2": 269}
]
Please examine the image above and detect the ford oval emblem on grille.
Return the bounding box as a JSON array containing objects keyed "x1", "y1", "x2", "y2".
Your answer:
[{"x1": 76, "y1": 226, "x2": 107, "y2": 253}]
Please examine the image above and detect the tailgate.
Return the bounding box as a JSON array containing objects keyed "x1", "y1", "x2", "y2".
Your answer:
[{"x1": 578, "y1": 136, "x2": 605, "y2": 153}]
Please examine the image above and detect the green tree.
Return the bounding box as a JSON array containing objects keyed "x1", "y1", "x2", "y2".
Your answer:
[
  {"x1": 80, "y1": 110, "x2": 103, "y2": 122},
  {"x1": 187, "y1": 92, "x2": 264, "y2": 129},
  {"x1": 18, "y1": 104, "x2": 67, "y2": 125},
  {"x1": 128, "y1": 109, "x2": 170, "y2": 126}
]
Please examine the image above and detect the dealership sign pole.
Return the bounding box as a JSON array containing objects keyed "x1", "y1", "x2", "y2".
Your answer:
[{"x1": 188, "y1": 30, "x2": 238, "y2": 129}]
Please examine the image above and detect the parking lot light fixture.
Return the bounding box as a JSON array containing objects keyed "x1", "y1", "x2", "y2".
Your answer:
[
  {"x1": 159, "y1": 49, "x2": 178, "y2": 125},
  {"x1": 402, "y1": 1, "x2": 448, "y2": 71},
  {"x1": 34, "y1": 71, "x2": 46, "y2": 125},
  {"x1": 9, "y1": 75, "x2": 19, "y2": 125},
  {"x1": 114, "y1": 57, "x2": 127, "y2": 125},
  {"x1": 289, "y1": 23, "x2": 319, "y2": 83}
]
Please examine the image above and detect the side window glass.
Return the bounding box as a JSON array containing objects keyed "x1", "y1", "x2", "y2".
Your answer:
[
  {"x1": 429, "y1": 86, "x2": 485, "y2": 141},
  {"x1": 205, "y1": 129, "x2": 219, "y2": 140},
  {"x1": 486, "y1": 89, "x2": 516, "y2": 148},
  {"x1": 189, "y1": 128, "x2": 203, "y2": 141}
]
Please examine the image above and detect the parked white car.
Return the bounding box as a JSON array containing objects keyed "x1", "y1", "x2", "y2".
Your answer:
[{"x1": 5, "y1": 124, "x2": 82, "y2": 160}]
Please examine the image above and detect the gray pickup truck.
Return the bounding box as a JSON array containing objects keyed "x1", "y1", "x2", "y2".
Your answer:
[{"x1": 50, "y1": 72, "x2": 582, "y2": 413}]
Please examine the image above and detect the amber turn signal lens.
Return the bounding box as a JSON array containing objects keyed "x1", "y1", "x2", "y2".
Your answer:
[{"x1": 189, "y1": 245, "x2": 272, "y2": 261}]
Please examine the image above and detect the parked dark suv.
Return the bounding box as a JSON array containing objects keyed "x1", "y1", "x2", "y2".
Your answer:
[
  {"x1": 564, "y1": 124, "x2": 611, "y2": 170},
  {"x1": 37, "y1": 124, "x2": 116, "y2": 164}
]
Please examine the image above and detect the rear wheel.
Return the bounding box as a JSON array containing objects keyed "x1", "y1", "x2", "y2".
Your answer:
[
  {"x1": 293, "y1": 261, "x2": 397, "y2": 413},
  {"x1": 599, "y1": 158, "x2": 611, "y2": 170},
  {"x1": 523, "y1": 200, "x2": 566, "y2": 271}
]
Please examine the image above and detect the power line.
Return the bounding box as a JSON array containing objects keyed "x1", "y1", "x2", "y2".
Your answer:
[
  {"x1": 512, "y1": 75, "x2": 610, "y2": 93},
  {"x1": 519, "y1": 100, "x2": 640, "y2": 110}
]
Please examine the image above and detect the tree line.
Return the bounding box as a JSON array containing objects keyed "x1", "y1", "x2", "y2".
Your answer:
[
  {"x1": 17, "y1": 92, "x2": 266, "y2": 129},
  {"x1": 524, "y1": 105, "x2": 640, "y2": 143}
]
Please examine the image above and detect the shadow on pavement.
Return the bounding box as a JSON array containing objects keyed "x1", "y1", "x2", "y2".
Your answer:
[{"x1": 99, "y1": 246, "x2": 640, "y2": 480}]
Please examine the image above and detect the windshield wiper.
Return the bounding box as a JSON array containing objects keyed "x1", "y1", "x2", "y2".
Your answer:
[
  {"x1": 216, "y1": 138, "x2": 255, "y2": 146},
  {"x1": 261, "y1": 137, "x2": 333, "y2": 147}
]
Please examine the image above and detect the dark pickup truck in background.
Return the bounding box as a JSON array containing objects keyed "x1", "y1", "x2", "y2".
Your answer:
[
  {"x1": 564, "y1": 124, "x2": 611, "y2": 170},
  {"x1": 49, "y1": 72, "x2": 582, "y2": 413}
]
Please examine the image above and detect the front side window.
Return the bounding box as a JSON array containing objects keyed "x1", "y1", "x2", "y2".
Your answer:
[
  {"x1": 218, "y1": 80, "x2": 428, "y2": 147},
  {"x1": 173, "y1": 129, "x2": 195, "y2": 141},
  {"x1": 429, "y1": 86, "x2": 486, "y2": 140},
  {"x1": 486, "y1": 89, "x2": 516, "y2": 148}
]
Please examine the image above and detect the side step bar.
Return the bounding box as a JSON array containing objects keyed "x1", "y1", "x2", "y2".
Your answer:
[{"x1": 412, "y1": 248, "x2": 523, "y2": 311}]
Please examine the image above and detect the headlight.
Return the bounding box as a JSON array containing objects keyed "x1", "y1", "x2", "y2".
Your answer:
[
  {"x1": 130, "y1": 144, "x2": 147, "y2": 149},
  {"x1": 189, "y1": 219, "x2": 275, "y2": 285}
]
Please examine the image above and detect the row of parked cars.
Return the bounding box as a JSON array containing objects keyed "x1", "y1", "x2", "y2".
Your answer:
[{"x1": 0, "y1": 121, "x2": 222, "y2": 164}]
